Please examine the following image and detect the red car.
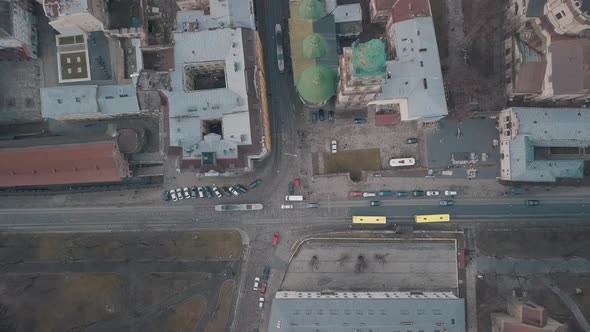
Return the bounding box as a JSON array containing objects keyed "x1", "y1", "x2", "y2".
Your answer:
[
  {"x1": 350, "y1": 191, "x2": 363, "y2": 197},
  {"x1": 272, "y1": 232, "x2": 280, "y2": 246},
  {"x1": 294, "y1": 176, "x2": 301, "y2": 188},
  {"x1": 260, "y1": 282, "x2": 267, "y2": 294}
]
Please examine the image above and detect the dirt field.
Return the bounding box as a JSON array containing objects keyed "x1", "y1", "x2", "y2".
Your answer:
[
  {"x1": 205, "y1": 279, "x2": 236, "y2": 332},
  {"x1": 477, "y1": 229, "x2": 590, "y2": 259},
  {"x1": 0, "y1": 230, "x2": 243, "y2": 332},
  {"x1": 323, "y1": 148, "x2": 381, "y2": 181}
]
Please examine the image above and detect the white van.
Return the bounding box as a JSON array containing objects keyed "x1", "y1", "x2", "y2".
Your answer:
[
  {"x1": 389, "y1": 157, "x2": 416, "y2": 167},
  {"x1": 285, "y1": 195, "x2": 304, "y2": 201}
]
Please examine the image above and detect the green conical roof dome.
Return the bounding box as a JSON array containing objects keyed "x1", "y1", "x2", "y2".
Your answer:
[
  {"x1": 298, "y1": 0, "x2": 324, "y2": 20},
  {"x1": 297, "y1": 64, "x2": 337, "y2": 105},
  {"x1": 302, "y1": 33, "x2": 327, "y2": 58},
  {"x1": 352, "y1": 39, "x2": 387, "y2": 77}
]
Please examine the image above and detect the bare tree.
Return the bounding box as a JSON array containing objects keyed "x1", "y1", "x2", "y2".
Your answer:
[
  {"x1": 355, "y1": 255, "x2": 367, "y2": 273},
  {"x1": 336, "y1": 254, "x2": 349, "y2": 267},
  {"x1": 374, "y1": 253, "x2": 388, "y2": 265},
  {"x1": 0, "y1": 304, "x2": 15, "y2": 332},
  {"x1": 309, "y1": 255, "x2": 319, "y2": 271}
]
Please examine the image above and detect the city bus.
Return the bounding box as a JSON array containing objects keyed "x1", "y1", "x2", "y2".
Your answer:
[
  {"x1": 352, "y1": 216, "x2": 387, "y2": 224},
  {"x1": 414, "y1": 214, "x2": 451, "y2": 223}
]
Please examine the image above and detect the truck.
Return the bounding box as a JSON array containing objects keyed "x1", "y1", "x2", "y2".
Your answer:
[
  {"x1": 214, "y1": 204, "x2": 264, "y2": 212},
  {"x1": 285, "y1": 195, "x2": 304, "y2": 201}
]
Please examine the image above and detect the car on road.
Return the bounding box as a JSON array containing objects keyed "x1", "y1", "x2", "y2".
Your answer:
[
  {"x1": 281, "y1": 204, "x2": 294, "y2": 209},
  {"x1": 510, "y1": 188, "x2": 526, "y2": 195},
  {"x1": 236, "y1": 184, "x2": 248, "y2": 194},
  {"x1": 169, "y1": 190, "x2": 177, "y2": 202},
  {"x1": 307, "y1": 203, "x2": 319, "y2": 208},
  {"x1": 190, "y1": 187, "x2": 198, "y2": 198},
  {"x1": 363, "y1": 192, "x2": 377, "y2": 198},
  {"x1": 260, "y1": 283, "x2": 267, "y2": 294},
  {"x1": 262, "y1": 265, "x2": 270, "y2": 280},
  {"x1": 370, "y1": 201, "x2": 381, "y2": 207},
  {"x1": 412, "y1": 190, "x2": 425, "y2": 197},
  {"x1": 353, "y1": 118, "x2": 367, "y2": 124},
  {"x1": 205, "y1": 186, "x2": 214, "y2": 198},
  {"x1": 328, "y1": 110, "x2": 334, "y2": 123},
  {"x1": 294, "y1": 176, "x2": 300, "y2": 188},
  {"x1": 319, "y1": 109, "x2": 325, "y2": 121},
  {"x1": 228, "y1": 186, "x2": 240, "y2": 196},
  {"x1": 350, "y1": 191, "x2": 363, "y2": 197},
  {"x1": 525, "y1": 200, "x2": 540, "y2": 206},
  {"x1": 405, "y1": 138, "x2": 418, "y2": 144},
  {"x1": 444, "y1": 190, "x2": 458, "y2": 196},
  {"x1": 288, "y1": 182, "x2": 295, "y2": 195},
  {"x1": 249, "y1": 179, "x2": 262, "y2": 189},
  {"x1": 396, "y1": 191, "x2": 409, "y2": 197},
  {"x1": 311, "y1": 111, "x2": 318, "y2": 123},
  {"x1": 221, "y1": 186, "x2": 232, "y2": 197},
  {"x1": 163, "y1": 190, "x2": 171, "y2": 201},
  {"x1": 212, "y1": 186, "x2": 223, "y2": 198},
  {"x1": 183, "y1": 187, "x2": 191, "y2": 199},
  {"x1": 439, "y1": 200, "x2": 454, "y2": 206},
  {"x1": 272, "y1": 232, "x2": 280, "y2": 246},
  {"x1": 197, "y1": 187, "x2": 205, "y2": 198},
  {"x1": 331, "y1": 139, "x2": 337, "y2": 153},
  {"x1": 426, "y1": 190, "x2": 440, "y2": 196},
  {"x1": 253, "y1": 277, "x2": 260, "y2": 290},
  {"x1": 176, "y1": 188, "x2": 184, "y2": 200},
  {"x1": 258, "y1": 297, "x2": 265, "y2": 309}
]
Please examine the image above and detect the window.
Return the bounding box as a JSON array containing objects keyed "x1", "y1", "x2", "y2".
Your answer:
[
  {"x1": 420, "y1": 61, "x2": 424, "y2": 67},
  {"x1": 417, "y1": 309, "x2": 425, "y2": 315},
  {"x1": 433, "y1": 309, "x2": 442, "y2": 315},
  {"x1": 400, "y1": 309, "x2": 409, "y2": 315},
  {"x1": 556, "y1": 10, "x2": 566, "y2": 19},
  {"x1": 423, "y1": 78, "x2": 428, "y2": 89},
  {"x1": 505, "y1": 48, "x2": 511, "y2": 55}
]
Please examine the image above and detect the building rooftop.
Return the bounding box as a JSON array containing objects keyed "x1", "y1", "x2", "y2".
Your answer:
[
  {"x1": 549, "y1": 38, "x2": 590, "y2": 95},
  {"x1": 371, "y1": 0, "x2": 396, "y2": 10},
  {"x1": 351, "y1": 39, "x2": 386, "y2": 77},
  {"x1": 375, "y1": 16, "x2": 448, "y2": 121},
  {"x1": 268, "y1": 291, "x2": 465, "y2": 332},
  {"x1": 43, "y1": 0, "x2": 87, "y2": 18},
  {"x1": 526, "y1": 0, "x2": 546, "y2": 17},
  {"x1": 0, "y1": 141, "x2": 129, "y2": 187},
  {"x1": 165, "y1": 23, "x2": 253, "y2": 161},
  {"x1": 391, "y1": 0, "x2": 431, "y2": 23},
  {"x1": 297, "y1": 64, "x2": 337, "y2": 105},
  {"x1": 502, "y1": 107, "x2": 590, "y2": 182},
  {"x1": 40, "y1": 84, "x2": 140, "y2": 120},
  {"x1": 209, "y1": 0, "x2": 255, "y2": 30},
  {"x1": 332, "y1": 3, "x2": 362, "y2": 23}
]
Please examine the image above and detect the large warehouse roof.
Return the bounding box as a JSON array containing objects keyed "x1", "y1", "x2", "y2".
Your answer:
[{"x1": 268, "y1": 291, "x2": 465, "y2": 332}]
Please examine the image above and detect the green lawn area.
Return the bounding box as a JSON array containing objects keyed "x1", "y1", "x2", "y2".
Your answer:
[{"x1": 323, "y1": 148, "x2": 382, "y2": 182}]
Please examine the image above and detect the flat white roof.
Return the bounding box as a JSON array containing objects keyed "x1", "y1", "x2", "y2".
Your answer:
[
  {"x1": 373, "y1": 16, "x2": 448, "y2": 121},
  {"x1": 165, "y1": 26, "x2": 252, "y2": 160},
  {"x1": 332, "y1": 4, "x2": 362, "y2": 23}
]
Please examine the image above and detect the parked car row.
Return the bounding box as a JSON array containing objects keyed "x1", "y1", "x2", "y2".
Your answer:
[
  {"x1": 310, "y1": 109, "x2": 335, "y2": 124},
  {"x1": 350, "y1": 190, "x2": 457, "y2": 198},
  {"x1": 254, "y1": 265, "x2": 272, "y2": 309},
  {"x1": 164, "y1": 179, "x2": 262, "y2": 202},
  {"x1": 369, "y1": 199, "x2": 455, "y2": 207}
]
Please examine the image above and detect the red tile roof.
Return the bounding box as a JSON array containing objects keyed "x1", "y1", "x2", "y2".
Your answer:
[
  {"x1": 375, "y1": 112, "x2": 401, "y2": 126},
  {"x1": 392, "y1": 0, "x2": 431, "y2": 23},
  {"x1": 0, "y1": 142, "x2": 130, "y2": 187}
]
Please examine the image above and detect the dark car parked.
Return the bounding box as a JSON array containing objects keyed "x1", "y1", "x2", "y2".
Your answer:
[
  {"x1": 353, "y1": 118, "x2": 367, "y2": 124},
  {"x1": 236, "y1": 184, "x2": 248, "y2": 194},
  {"x1": 412, "y1": 190, "x2": 425, "y2": 197},
  {"x1": 328, "y1": 110, "x2": 334, "y2": 123},
  {"x1": 318, "y1": 109, "x2": 325, "y2": 121},
  {"x1": 249, "y1": 179, "x2": 262, "y2": 189}
]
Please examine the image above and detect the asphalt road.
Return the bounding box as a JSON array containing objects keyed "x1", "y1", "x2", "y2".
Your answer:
[{"x1": 0, "y1": 196, "x2": 588, "y2": 232}]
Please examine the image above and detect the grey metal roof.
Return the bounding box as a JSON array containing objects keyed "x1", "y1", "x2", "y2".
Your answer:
[
  {"x1": 505, "y1": 107, "x2": 590, "y2": 182},
  {"x1": 268, "y1": 291, "x2": 465, "y2": 332},
  {"x1": 40, "y1": 84, "x2": 140, "y2": 120},
  {"x1": 373, "y1": 17, "x2": 448, "y2": 121},
  {"x1": 165, "y1": 26, "x2": 253, "y2": 161},
  {"x1": 332, "y1": 4, "x2": 362, "y2": 23},
  {"x1": 526, "y1": 0, "x2": 545, "y2": 18},
  {"x1": 209, "y1": 0, "x2": 255, "y2": 29}
]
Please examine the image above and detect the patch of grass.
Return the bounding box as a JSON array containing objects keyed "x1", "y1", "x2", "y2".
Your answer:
[
  {"x1": 205, "y1": 280, "x2": 235, "y2": 332},
  {"x1": 34, "y1": 273, "x2": 123, "y2": 332},
  {"x1": 323, "y1": 148, "x2": 381, "y2": 181},
  {"x1": 430, "y1": 0, "x2": 449, "y2": 60},
  {"x1": 156, "y1": 294, "x2": 207, "y2": 332},
  {"x1": 0, "y1": 230, "x2": 242, "y2": 263}
]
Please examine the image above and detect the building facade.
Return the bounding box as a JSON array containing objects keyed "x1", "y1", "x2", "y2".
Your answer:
[
  {"x1": 491, "y1": 297, "x2": 568, "y2": 332},
  {"x1": 498, "y1": 107, "x2": 590, "y2": 182},
  {"x1": 0, "y1": 0, "x2": 37, "y2": 60},
  {"x1": 336, "y1": 39, "x2": 387, "y2": 110}
]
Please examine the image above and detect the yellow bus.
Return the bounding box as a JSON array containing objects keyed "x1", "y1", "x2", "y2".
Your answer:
[
  {"x1": 415, "y1": 214, "x2": 451, "y2": 223},
  {"x1": 352, "y1": 216, "x2": 387, "y2": 224}
]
